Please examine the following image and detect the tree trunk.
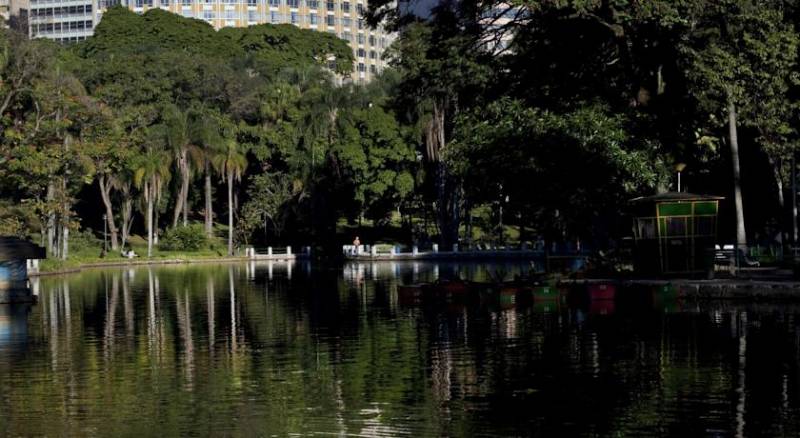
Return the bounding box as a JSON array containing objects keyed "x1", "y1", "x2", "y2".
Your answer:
[
  {"x1": 61, "y1": 128, "x2": 70, "y2": 260},
  {"x1": 429, "y1": 100, "x2": 461, "y2": 248},
  {"x1": 172, "y1": 150, "x2": 188, "y2": 228},
  {"x1": 46, "y1": 182, "x2": 55, "y2": 256},
  {"x1": 436, "y1": 164, "x2": 461, "y2": 248},
  {"x1": 793, "y1": 155, "x2": 798, "y2": 245},
  {"x1": 146, "y1": 181, "x2": 154, "y2": 257},
  {"x1": 227, "y1": 172, "x2": 234, "y2": 256},
  {"x1": 182, "y1": 171, "x2": 189, "y2": 227},
  {"x1": 99, "y1": 175, "x2": 119, "y2": 250},
  {"x1": 728, "y1": 99, "x2": 747, "y2": 249},
  {"x1": 122, "y1": 196, "x2": 133, "y2": 249},
  {"x1": 205, "y1": 161, "x2": 213, "y2": 237},
  {"x1": 181, "y1": 150, "x2": 189, "y2": 226},
  {"x1": 61, "y1": 219, "x2": 69, "y2": 260},
  {"x1": 153, "y1": 207, "x2": 159, "y2": 245},
  {"x1": 770, "y1": 157, "x2": 785, "y2": 249}
]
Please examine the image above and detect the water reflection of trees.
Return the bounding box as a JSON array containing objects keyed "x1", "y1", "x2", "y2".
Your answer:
[{"x1": 1, "y1": 265, "x2": 800, "y2": 435}]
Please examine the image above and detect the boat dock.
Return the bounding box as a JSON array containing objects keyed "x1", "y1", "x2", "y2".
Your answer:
[{"x1": 245, "y1": 246, "x2": 311, "y2": 261}]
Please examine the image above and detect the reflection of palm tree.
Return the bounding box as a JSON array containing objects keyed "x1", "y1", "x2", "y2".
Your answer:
[
  {"x1": 147, "y1": 269, "x2": 157, "y2": 359},
  {"x1": 134, "y1": 136, "x2": 171, "y2": 257},
  {"x1": 228, "y1": 266, "x2": 237, "y2": 354},
  {"x1": 122, "y1": 271, "x2": 134, "y2": 337},
  {"x1": 104, "y1": 273, "x2": 119, "y2": 362},
  {"x1": 175, "y1": 289, "x2": 195, "y2": 388},
  {"x1": 207, "y1": 276, "x2": 215, "y2": 354},
  {"x1": 212, "y1": 140, "x2": 247, "y2": 256}
]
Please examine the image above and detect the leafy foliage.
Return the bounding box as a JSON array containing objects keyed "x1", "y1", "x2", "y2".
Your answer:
[{"x1": 159, "y1": 223, "x2": 209, "y2": 251}]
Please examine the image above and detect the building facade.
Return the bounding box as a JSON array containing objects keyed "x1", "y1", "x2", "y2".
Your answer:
[
  {"x1": 8, "y1": 0, "x2": 394, "y2": 82},
  {"x1": 1, "y1": 0, "x2": 10, "y2": 24},
  {"x1": 479, "y1": 2, "x2": 528, "y2": 55}
]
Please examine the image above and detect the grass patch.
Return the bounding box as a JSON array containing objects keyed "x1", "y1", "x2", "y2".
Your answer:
[{"x1": 38, "y1": 229, "x2": 233, "y2": 273}]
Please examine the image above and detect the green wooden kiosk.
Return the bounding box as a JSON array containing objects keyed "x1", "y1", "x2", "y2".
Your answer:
[{"x1": 630, "y1": 192, "x2": 723, "y2": 276}]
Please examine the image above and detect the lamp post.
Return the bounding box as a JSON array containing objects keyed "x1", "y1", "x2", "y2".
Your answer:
[
  {"x1": 675, "y1": 163, "x2": 687, "y2": 192},
  {"x1": 103, "y1": 214, "x2": 108, "y2": 252}
]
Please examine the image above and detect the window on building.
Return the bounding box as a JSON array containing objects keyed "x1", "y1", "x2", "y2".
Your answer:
[
  {"x1": 357, "y1": 33, "x2": 364, "y2": 44},
  {"x1": 356, "y1": 3, "x2": 363, "y2": 13},
  {"x1": 270, "y1": 0, "x2": 280, "y2": 6},
  {"x1": 248, "y1": 0, "x2": 257, "y2": 5},
  {"x1": 326, "y1": 14, "x2": 334, "y2": 25},
  {"x1": 368, "y1": 35, "x2": 375, "y2": 46},
  {"x1": 369, "y1": 65, "x2": 376, "y2": 73},
  {"x1": 342, "y1": 31, "x2": 351, "y2": 40},
  {"x1": 341, "y1": 17, "x2": 350, "y2": 27},
  {"x1": 291, "y1": 11, "x2": 298, "y2": 22},
  {"x1": 357, "y1": 18, "x2": 363, "y2": 29},
  {"x1": 369, "y1": 50, "x2": 375, "y2": 59},
  {"x1": 203, "y1": 10, "x2": 215, "y2": 19},
  {"x1": 162, "y1": 0, "x2": 170, "y2": 7},
  {"x1": 182, "y1": 9, "x2": 193, "y2": 16},
  {"x1": 287, "y1": 0, "x2": 298, "y2": 7},
  {"x1": 271, "y1": 10, "x2": 279, "y2": 21},
  {"x1": 358, "y1": 62, "x2": 365, "y2": 72},
  {"x1": 307, "y1": 0, "x2": 317, "y2": 7},
  {"x1": 326, "y1": 0, "x2": 334, "y2": 10},
  {"x1": 380, "y1": 37, "x2": 385, "y2": 48},
  {"x1": 341, "y1": 1, "x2": 349, "y2": 12},
  {"x1": 248, "y1": 10, "x2": 258, "y2": 20},
  {"x1": 357, "y1": 48, "x2": 365, "y2": 57},
  {"x1": 182, "y1": 0, "x2": 191, "y2": 5}
]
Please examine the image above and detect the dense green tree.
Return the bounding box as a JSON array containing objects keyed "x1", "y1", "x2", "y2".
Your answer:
[{"x1": 677, "y1": 0, "x2": 799, "y2": 247}]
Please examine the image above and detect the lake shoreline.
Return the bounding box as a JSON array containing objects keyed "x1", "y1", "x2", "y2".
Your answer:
[{"x1": 31, "y1": 256, "x2": 252, "y2": 277}]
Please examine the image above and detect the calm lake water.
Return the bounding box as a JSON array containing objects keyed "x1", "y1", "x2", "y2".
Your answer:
[{"x1": 1, "y1": 261, "x2": 800, "y2": 436}]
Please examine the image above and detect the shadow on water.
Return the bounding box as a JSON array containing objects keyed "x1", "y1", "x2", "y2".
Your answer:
[{"x1": 0, "y1": 261, "x2": 799, "y2": 435}]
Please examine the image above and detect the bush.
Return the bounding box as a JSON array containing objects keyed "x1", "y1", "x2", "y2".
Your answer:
[
  {"x1": 70, "y1": 228, "x2": 103, "y2": 253},
  {"x1": 159, "y1": 224, "x2": 208, "y2": 251}
]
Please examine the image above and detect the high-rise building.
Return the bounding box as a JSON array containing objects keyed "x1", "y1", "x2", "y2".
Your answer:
[
  {"x1": 25, "y1": 0, "x2": 95, "y2": 43},
  {"x1": 8, "y1": 0, "x2": 394, "y2": 82},
  {"x1": 479, "y1": 2, "x2": 528, "y2": 55},
  {"x1": 135, "y1": 0, "x2": 394, "y2": 83}
]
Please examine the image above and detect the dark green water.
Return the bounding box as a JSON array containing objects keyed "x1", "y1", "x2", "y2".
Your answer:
[{"x1": 1, "y1": 261, "x2": 799, "y2": 436}]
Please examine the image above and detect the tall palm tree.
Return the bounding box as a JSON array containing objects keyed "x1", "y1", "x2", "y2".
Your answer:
[
  {"x1": 212, "y1": 139, "x2": 247, "y2": 256},
  {"x1": 162, "y1": 105, "x2": 195, "y2": 228},
  {"x1": 134, "y1": 134, "x2": 171, "y2": 257},
  {"x1": 188, "y1": 111, "x2": 223, "y2": 238},
  {"x1": 112, "y1": 170, "x2": 136, "y2": 250}
]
